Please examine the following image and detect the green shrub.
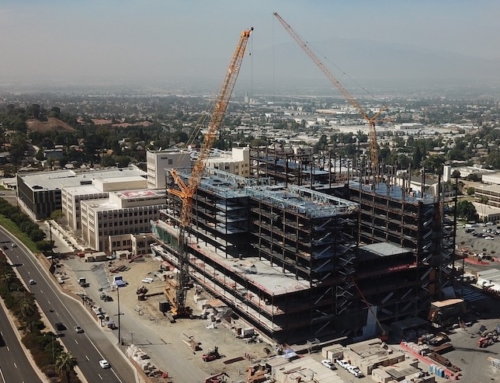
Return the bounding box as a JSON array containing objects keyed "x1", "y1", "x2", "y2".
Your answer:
[
  {"x1": 32, "y1": 349, "x2": 52, "y2": 369},
  {"x1": 41, "y1": 365, "x2": 57, "y2": 378},
  {"x1": 22, "y1": 332, "x2": 39, "y2": 349}
]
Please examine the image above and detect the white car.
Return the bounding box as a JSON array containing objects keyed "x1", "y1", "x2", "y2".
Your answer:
[
  {"x1": 337, "y1": 359, "x2": 350, "y2": 369},
  {"x1": 29, "y1": 279, "x2": 36, "y2": 285},
  {"x1": 485, "y1": 236, "x2": 494, "y2": 240},
  {"x1": 321, "y1": 359, "x2": 336, "y2": 370},
  {"x1": 348, "y1": 366, "x2": 364, "y2": 378},
  {"x1": 99, "y1": 359, "x2": 110, "y2": 369}
]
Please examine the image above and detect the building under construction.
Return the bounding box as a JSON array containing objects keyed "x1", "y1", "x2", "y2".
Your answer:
[
  {"x1": 151, "y1": 148, "x2": 456, "y2": 343},
  {"x1": 152, "y1": 168, "x2": 371, "y2": 343}
]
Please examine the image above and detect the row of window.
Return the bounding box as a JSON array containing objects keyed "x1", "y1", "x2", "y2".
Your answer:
[
  {"x1": 99, "y1": 227, "x2": 149, "y2": 237},
  {"x1": 98, "y1": 208, "x2": 160, "y2": 218},
  {"x1": 98, "y1": 219, "x2": 150, "y2": 227}
]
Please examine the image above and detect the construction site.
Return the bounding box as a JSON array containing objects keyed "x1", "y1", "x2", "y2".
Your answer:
[
  {"x1": 146, "y1": 15, "x2": 459, "y2": 346},
  {"x1": 151, "y1": 152, "x2": 458, "y2": 343}
]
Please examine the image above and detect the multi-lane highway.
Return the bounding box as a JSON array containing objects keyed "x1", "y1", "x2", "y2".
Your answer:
[
  {"x1": 0, "y1": 302, "x2": 43, "y2": 383},
  {"x1": 0, "y1": 227, "x2": 135, "y2": 383}
]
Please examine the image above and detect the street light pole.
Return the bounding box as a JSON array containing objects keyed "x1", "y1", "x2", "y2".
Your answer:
[{"x1": 117, "y1": 286, "x2": 122, "y2": 345}]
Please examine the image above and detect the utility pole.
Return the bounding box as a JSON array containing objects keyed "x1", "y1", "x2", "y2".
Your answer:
[{"x1": 117, "y1": 286, "x2": 122, "y2": 345}]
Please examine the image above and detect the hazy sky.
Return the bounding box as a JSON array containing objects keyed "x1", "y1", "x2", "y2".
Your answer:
[{"x1": 1, "y1": 0, "x2": 499, "y2": 87}]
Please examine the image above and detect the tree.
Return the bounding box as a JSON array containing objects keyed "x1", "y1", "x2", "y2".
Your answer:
[
  {"x1": 50, "y1": 210, "x2": 64, "y2": 221},
  {"x1": 49, "y1": 106, "x2": 61, "y2": 118},
  {"x1": 478, "y1": 196, "x2": 489, "y2": 205},
  {"x1": 18, "y1": 295, "x2": 37, "y2": 332},
  {"x1": 56, "y1": 351, "x2": 78, "y2": 383},
  {"x1": 466, "y1": 173, "x2": 482, "y2": 182},
  {"x1": 31, "y1": 104, "x2": 41, "y2": 119},
  {"x1": 0, "y1": 269, "x2": 15, "y2": 292},
  {"x1": 457, "y1": 200, "x2": 478, "y2": 222},
  {"x1": 413, "y1": 145, "x2": 422, "y2": 169},
  {"x1": 422, "y1": 154, "x2": 446, "y2": 174},
  {"x1": 466, "y1": 187, "x2": 475, "y2": 196},
  {"x1": 35, "y1": 148, "x2": 45, "y2": 162},
  {"x1": 9, "y1": 135, "x2": 28, "y2": 166}
]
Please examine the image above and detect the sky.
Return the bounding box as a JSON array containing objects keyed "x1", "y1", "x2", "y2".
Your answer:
[{"x1": 0, "y1": 0, "x2": 499, "y2": 90}]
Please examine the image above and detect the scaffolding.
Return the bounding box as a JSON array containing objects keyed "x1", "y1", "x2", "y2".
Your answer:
[
  {"x1": 153, "y1": 168, "x2": 362, "y2": 342},
  {"x1": 347, "y1": 178, "x2": 456, "y2": 323},
  {"x1": 153, "y1": 144, "x2": 459, "y2": 342}
]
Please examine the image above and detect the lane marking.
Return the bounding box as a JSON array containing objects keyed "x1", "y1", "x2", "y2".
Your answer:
[
  {"x1": 75, "y1": 339, "x2": 78, "y2": 344},
  {"x1": 98, "y1": 374, "x2": 103, "y2": 380},
  {"x1": 86, "y1": 355, "x2": 89, "y2": 361},
  {"x1": 13, "y1": 363, "x2": 17, "y2": 368},
  {"x1": 0, "y1": 227, "x2": 125, "y2": 383}
]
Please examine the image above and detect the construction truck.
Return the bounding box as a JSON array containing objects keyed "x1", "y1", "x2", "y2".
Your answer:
[
  {"x1": 429, "y1": 332, "x2": 449, "y2": 346},
  {"x1": 202, "y1": 346, "x2": 220, "y2": 362},
  {"x1": 204, "y1": 372, "x2": 228, "y2": 383}
]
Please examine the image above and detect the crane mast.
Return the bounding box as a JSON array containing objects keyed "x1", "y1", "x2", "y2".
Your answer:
[
  {"x1": 166, "y1": 28, "x2": 253, "y2": 316},
  {"x1": 273, "y1": 12, "x2": 385, "y2": 178}
]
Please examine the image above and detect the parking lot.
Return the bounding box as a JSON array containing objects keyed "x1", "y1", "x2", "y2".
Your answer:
[{"x1": 456, "y1": 223, "x2": 500, "y2": 262}]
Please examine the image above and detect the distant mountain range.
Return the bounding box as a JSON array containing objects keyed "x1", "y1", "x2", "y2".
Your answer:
[{"x1": 251, "y1": 38, "x2": 500, "y2": 92}]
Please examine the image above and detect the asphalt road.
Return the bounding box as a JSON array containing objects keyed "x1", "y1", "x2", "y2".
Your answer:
[
  {"x1": 0, "y1": 227, "x2": 136, "y2": 383},
  {"x1": 0, "y1": 303, "x2": 42, "y2": 383}
]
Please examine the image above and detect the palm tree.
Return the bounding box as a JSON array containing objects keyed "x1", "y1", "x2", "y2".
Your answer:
[
  {"x1": 18, "y1": 295, "x2": 37, "y2": 332},
  {"x1": 56, "y1": 351, "x2": 77, "y2": 383},
  {"x1": 0, "y1": 269, "x2": 15, "y2": 292}
]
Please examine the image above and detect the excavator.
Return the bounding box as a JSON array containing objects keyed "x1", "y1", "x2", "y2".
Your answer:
[{"x1": 165, "y1": 27, "x2": 253, "y2": 317}]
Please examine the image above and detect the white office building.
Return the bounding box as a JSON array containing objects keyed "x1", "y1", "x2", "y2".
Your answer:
[
  {"x1": 80, "y1": 189, "x2": 167, "y2": 251},
  {"x1": 146, "y1": 149, "x2": 192, "y2": 189},
  {"x1": 205, "y1": 147, "x2": 250, "y2": 177},
  {"x1": 62, "y1": 175, "x2": 148, "y2": 233}
]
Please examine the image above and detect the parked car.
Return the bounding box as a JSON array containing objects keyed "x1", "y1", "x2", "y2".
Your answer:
[
  {"x1": 337, "y1": 359, "x2": 350, "y2": 369},
  {"x1": 321, "y1": 359, "x2": 337, "y2": 370},
  {"x1": 348, "y1": 366, "x2": 364, "y2": 378}
]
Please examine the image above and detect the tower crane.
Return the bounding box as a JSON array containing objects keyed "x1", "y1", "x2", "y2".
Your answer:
[
  {"x1": 166, "y1": 28, "x2": 253, "y2": 317},
  {"x1": 273, "y1": 12, "x2": 386, "y2": 179}
]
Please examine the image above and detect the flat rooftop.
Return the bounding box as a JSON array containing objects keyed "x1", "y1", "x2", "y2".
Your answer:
[
  {"x1": 152, "y1": 219, "x2": 310, "y2": 296},
  {"x1": 63, "y1": 184, "x2": 103, "y2": 195},
  {"x1": 115, "y1": 190, "x2": 164, "y2": 200},
  {"x1": 176, "y1": 168, "x2": 358, "y2": 218},
  {"x1": 350, "y1": 182, "x2": 435, "y2": 204},
  {"x1": 476, "y1": 183, "x2": 500, "y2": 193},
  {"x1": 473, "y1": 202, "x2": 500, "y2": 215},
  {"x1": 18, "y1": 167, "x2": 146, "y2": 190},
  {"x1": 359, "y1": 242, "x2": 413, "y2": 259}
]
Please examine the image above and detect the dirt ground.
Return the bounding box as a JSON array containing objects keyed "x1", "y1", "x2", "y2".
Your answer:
[{"x1": 58, "y1": 255, "x2": 274, "y2": 379}]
